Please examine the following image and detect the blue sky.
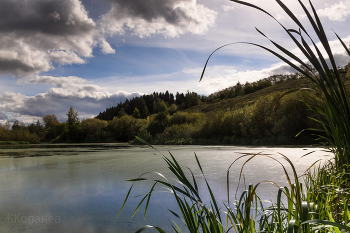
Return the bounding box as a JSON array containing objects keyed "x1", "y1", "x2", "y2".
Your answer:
[{"x1": 1, "y1": 0, "x2": 350, "y2": 123}]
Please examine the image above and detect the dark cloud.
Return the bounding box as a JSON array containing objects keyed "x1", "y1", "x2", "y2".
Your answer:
[
  {"x1": 100, "y1": 0, "x2": 216, "y2": 38},
  {"x1": 333, "y1": 53, "x2": 350, "y2": 67},
  {"x1": 0, "y1": 0, "x2": 94, "y2": 36},
  {"x1": 0, "y1": 58, "x2": 50, "y2": 77},
  {"x1": 0, "y1": 0, "x2": 114, "y2": 77},
  {"x1": 0, "y1": 112, "x2": 8, "y2": 120},
  {"x1": 269, "y1": 64, "x2": 298, "y2": 74},
  {"x1": 108, "y1": 0, "x2": 193, "y2": 24},
  {"x1": 272, "y1": 53, "x2": 350, "y2": 75}
]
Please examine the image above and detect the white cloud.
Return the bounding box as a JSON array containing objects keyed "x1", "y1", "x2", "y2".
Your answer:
[
  {"x1": 195, "y1": 62, "x2": 295, "y2": 94},
  {"x1": 98, "y1": 30, "x2": 350, "y2": 96},
  {"x1": 197, "y1": 33, "x2": 350, "y2": 93},
  {"x1": 221, "y1": 5, "x2": 234, "y2": 12},
  {"x1": 100, "y1": 0, "x2": 217, "y2": 38},
  {"x1": 99, "y1": 39, "x2": 116, "y2": 54},
  {"x1": 4, "y1": 29, "x2": 350, "y2": 124},
  {"x1": 18, "y1": 76, "x2": 89, "y2": 88},
  {"x1": 0, "y1": 76, "x2": 141, "y2": 123},
  {"x1": 275, "y1": 14, "x2": 285, "y2": 20},
  {"x1": 2, "y1": 0, "x2": 350, "y2": 125},
  {"x1": 48, "y1": 50, "x2": 86, "y2": 65},
  {"x1": 317, "y1": 1, "x2": 350, "y2": 21}
]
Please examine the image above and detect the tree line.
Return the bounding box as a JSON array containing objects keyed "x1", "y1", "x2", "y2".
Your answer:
[
  {"x1": 0, "y1": 91, "x2": 321, "y2": 145},
  {"x1": 208, "y1": 71, "x2": 305, "y2": 102},
  {"x1": 4, "y1": 63, "x2": 349, "y2": 145},
  {"x1": 96, "y1": 91, "x2": 205, "y2": 121}
]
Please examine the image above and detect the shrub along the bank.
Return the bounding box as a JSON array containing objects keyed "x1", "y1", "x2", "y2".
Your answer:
[
  {"x1": 138, "y1": 91, "x2": 318, "y2": 145},
  {"x1": 108, "y1": 115, "x2": 146, "y2": 142},
  {"x1": 0, "y1": 123, "x2": 40, "y2": 144},
  {"x1": 0, "y1": 90, "x2": 319, "y2": 145}
]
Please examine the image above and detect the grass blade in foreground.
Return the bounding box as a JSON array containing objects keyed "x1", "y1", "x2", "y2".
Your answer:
[
  {"x1": 200, "y1": 0, "x2": 350, "y2": 168},
  {"x1": 120, "y1": 0, "x2": 350, "y2": 230}
]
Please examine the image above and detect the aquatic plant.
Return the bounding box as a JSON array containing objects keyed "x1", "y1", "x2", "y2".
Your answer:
[
  {"x1": 201, "y1": 0, "x2": 350, "y2": 169},
  {"x1": 119, "y1": 139, "x2": 350, "y2": 232},
  {"x1": 120, "y1": 0, "x2": 350, "y2": 232}
]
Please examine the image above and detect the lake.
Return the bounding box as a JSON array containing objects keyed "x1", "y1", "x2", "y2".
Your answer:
[{"x1": 0, "y1": 144, "x2": 332, "y2": 232}]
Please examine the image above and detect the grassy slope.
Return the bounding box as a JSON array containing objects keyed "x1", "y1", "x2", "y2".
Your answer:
[{"x1": 186, "y1": 78, "x2": 312, "y2": 114}]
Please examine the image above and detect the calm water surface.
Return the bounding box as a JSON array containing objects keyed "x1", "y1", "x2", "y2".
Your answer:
[{"x1": 0, "y1": 144, "x2": 332, "y2": 232}]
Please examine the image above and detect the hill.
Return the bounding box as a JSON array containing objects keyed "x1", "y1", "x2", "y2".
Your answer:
[
  {"x1": 186, "y1": 78, "x2": 312, "y2": 114},
  {"x1": 7, "y1": 67, "x2": 347, "y2": 145}
]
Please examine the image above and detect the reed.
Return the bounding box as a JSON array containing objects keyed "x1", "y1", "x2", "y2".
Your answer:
[
  {"x1": 119, "y1": 0, "x2": 350, "y2": 232},
  {"x1": 201, "y1": 0, "x2": 350, "y2": 169},
  {"x1": 119, "y1": 138, "x2": 225, "y2": 233},
  {"x1": 119, "y1": 142, "x2": 350, "y2": 232},
  {"x1": 304, "y1": 160, "x2": 350, "y2": 227}
]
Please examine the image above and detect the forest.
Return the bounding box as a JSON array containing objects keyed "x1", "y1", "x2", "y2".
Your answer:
[{"x1": 2, "y1": 64, "x2": 349, "y2": 145}]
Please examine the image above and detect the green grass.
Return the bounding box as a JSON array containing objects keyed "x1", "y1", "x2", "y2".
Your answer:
[
  {"x1": 305, "y1": 160, "x2": 350, "y2": 225},
  {"x1": 186, "y1": 78, "x2": 313, "y2": 114}
]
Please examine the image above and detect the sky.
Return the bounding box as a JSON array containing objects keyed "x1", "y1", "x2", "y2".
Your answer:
[{"x1": 1, "y1": 0, "x2": 350, "y2": 124}]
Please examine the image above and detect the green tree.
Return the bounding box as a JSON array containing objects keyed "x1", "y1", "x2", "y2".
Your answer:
[
  {"x1": 147, "y1": 112, "x2": 169, "y2": 137},
  {"x1": 28, "y1": 120, "x2": 45, "y2": 139},
  {"x1": 141, "y1": 106, "x2": 150, "y2": 118},
  {"x1": 235, "y1": 82, "x2": 244, "y2": 96},
  {"x1": 11, "y1": 120, "x2": 25, "y2": 131},
  {"x1": 132, "y1": 108, "x2": 140, "y2": 119},
  {"x1": 81, "y1": 118, "x2": 107, "y2": 136},
  {"x1": 244, "y1": 82, "x2": 254, "y2": 94},
  {"x1": 118, "y1": 108, "x2": 127, "y2": 117},
  {"x1": 108, "y1": 115, "x2": 144, "y2": 142},
  {"x1": 42, "y1": 114, "x2": 59, "y2": 129},
  {"x1": 67, "y1": 106, "x2": 79, "y2": 126},
  {"x1": 153, "y1": 99, "x2": 168, "y2": 113},
  {"x1": 66, "y1": 106, "x2": 81, "y2": 142},
  {"x1": 168, "y1": 104, "x2": 178, "y2": 115},
  {"x1": 228, "y1": 89, "x2": 235, "y2": 98},
  {"x1": 346, "y1": 64, "x2": 350, "y2": 80},
  {"x1": 185, "y1": 91, "x2": 201, "y2": 108}
]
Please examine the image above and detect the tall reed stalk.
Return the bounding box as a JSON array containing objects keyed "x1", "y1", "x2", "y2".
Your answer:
[
  {"x1": 119, "y1": 141, "x2": 350, "y2": 232},
  {"x1": 119, "y1": 0, "x2": 350, "y2": 232},
  {"x1": 201, "y1": 0, "x2": 350, "y2": 169}
]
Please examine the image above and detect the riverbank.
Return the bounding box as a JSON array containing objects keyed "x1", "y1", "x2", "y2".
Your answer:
[
  {"x1": 0, "y1": 141, "x2": 31, "y2": 145},
  {"x1": 130, "y1": 134, "x2": 316, "y2": 146},
  {"x1": 0, "y1": 142, "x2": 131, "y2": 157}
]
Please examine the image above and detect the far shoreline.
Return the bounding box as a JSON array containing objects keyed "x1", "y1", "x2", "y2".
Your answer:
[{"x1": 0, "y1": 142, "x2": 327, "y2": 159}]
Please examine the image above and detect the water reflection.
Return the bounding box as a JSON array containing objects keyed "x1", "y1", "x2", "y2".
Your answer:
[{"x1": 0, "y1": 144, "x2": 332, "y2": 232}]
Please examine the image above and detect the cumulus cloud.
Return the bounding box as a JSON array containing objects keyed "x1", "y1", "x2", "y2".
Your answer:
[
  {"x1": 0, "y1": 76, "x2": 141, "y2": 123},
  {"x1": 317, "y1": 1, "x2": 350, "y2": 21},
  {"x1": 195, "y1": 33, "x2": 350, "y2": 94},
  {"x1": 0, "y1": 112, "x2": 8, "y2": 120},
  {"x1": 100, "y1": 0, "x2": 217, "y2": 38},
  {"x1": 192, "y1": 62, "x2": 296, "y2": 94},
  {"x1": 18, "y1": 76, "x2": 89, "y2": 87},
  {"x1": 221, "y1": 5, "x2": 234, "y2": 11},
  {"x1": 0, "y1": 0, "x2": 114, "y2": 77}
]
